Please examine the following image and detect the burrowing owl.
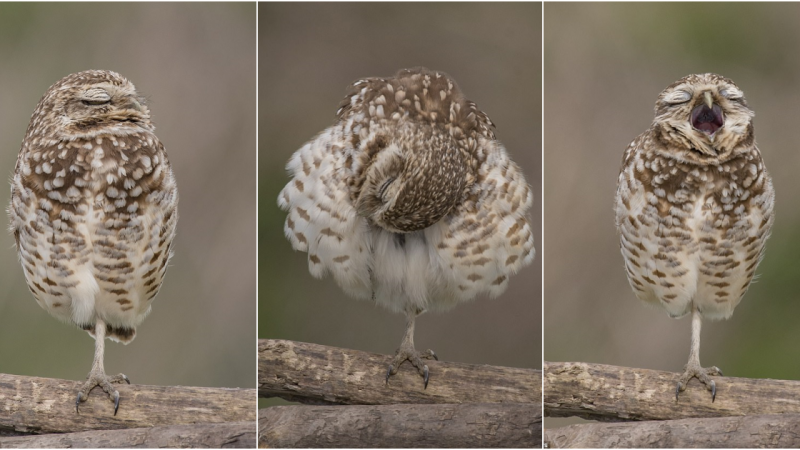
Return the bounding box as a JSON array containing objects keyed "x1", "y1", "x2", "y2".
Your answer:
[
  {"x1": 279, "y1": 67, "x2": 535, "y2": 388},
  {"x1": 615, "y1": 73, "x2": 774, "y2": 401},
  {"x1": 9, "y1": 70, "x2": 178, "y2": 414}
]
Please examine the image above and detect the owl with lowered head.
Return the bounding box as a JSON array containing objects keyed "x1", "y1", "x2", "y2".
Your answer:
[
  {"x1": 9, "y1": 70, "x2": 178, "y2": 414},
  {"x1": 279, "y1": 67, "x2": 535, "y2": 388},
  {"x1": 615, "y1": 73, "x2": 774, "y2": 401}
]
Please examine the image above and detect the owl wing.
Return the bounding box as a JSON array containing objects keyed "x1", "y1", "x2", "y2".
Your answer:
[
  {"x1": 428, "y1": 139, "x2": 535, "y2": 308},
  {"x1": 614, "y1": 133, "x2": 669, "y2": 310},
  {"x1": 110, "y1": 138, "x2": 178, "y2": 334},
  {"x1": 278, "y1": 126, "x2": 372, "y2": 300},
  {"x1": 693, "y1": 148, "x2": 775, "y2": 320}
]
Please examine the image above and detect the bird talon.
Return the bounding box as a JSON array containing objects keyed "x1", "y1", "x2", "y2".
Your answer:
[
  {"x1": 423, "y1": 365, "x2": 430, "y2": 390},
  {"x1": 113, "y1": 391, "x2": 121, "y2": 416},
  {"x1": 385, "y1": 365, "x2": 393, "y2": 385},
  {"x1": 711, "y1": 380, "x2": 716, "y2": 403},
  {"x1": 75, "y1": 393, "x2": 82, "y2": 414},
  {"x1": 675, "y1": 382, "x2": 682, "y2": 401}
]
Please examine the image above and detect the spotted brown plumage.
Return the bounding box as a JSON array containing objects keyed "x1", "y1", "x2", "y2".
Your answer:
[
  {"x1": 279, "y1": 67, "x2": 534, "y2": 388},
  {"x1": 9, "y1": 70, "x2": 178, "y2": 414},
  {"x1": 615, "y1": 73, "x2": 774, "y2": 402}
]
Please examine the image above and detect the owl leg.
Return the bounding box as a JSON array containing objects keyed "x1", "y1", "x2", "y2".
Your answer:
[
  {"x1": 75, "y1": 318, "x2": 131, "y2": 416},
  {"x1": 385, "y1": 311, "x2": 438, "y2": 389},
  {"x1": 675, "y1": 307, "x2": 723, "y2": 402}
]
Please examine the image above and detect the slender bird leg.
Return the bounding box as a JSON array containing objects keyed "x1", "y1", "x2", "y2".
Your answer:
[
  {"x1": 76, "y1": 318, "x2": 131, "y2": 415},
  {"x1": 675, "y1": 307, "x2": 723, "y2": 402},
  {"x1": 385, "y1": 311, "x2": 438, "y2": 389}
]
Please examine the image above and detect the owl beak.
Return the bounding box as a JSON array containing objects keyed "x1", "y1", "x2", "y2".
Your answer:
[{"x1": 704, "y1": 91, "x2": 714, "y2": 110}]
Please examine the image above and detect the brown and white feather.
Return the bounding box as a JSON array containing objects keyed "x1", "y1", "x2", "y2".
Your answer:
[
  {"x1": 615, "y1": 73, "x2": 773, "y2": 321},
  {"x1": 279, "y1": 67, "x2": 534, "y2": 314},
  {"x1": 9, "y1": 70, "x2": 178, "y2": 343}
]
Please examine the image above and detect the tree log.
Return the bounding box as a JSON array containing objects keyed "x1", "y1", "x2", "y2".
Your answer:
[
  {"x1": 544, "y1": 414, "x2": 800, "y2": 448},
  {"x1": 259, "y1": 339, "x2": 541, "y2": 405},
  {"x1": 544, "y1": 361, "x2": 800, "y2": 421},
  {"x1": 0, "y1": 372, "x2": 255, "y2": 435},
  {"x1": 0, "y1": 421, "x2": 255, "y2": 448},
  {"x1": 259, "y1": 403, "x2": 541, "y2": 448}
]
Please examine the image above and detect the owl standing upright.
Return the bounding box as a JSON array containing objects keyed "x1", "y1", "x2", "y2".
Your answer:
[
  {"x1": 9, "y1": 70, "x2": 178, "y2": 414},
  {"x1": 279, "y1": 67, "x2": 535, "y2": 387},
  {"x1": 615, "y1": 73, "x2": 774, "y2": 401}
]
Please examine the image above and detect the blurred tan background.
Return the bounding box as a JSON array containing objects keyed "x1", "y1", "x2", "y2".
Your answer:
[
  {"x1": 545, "y1": 2, "x2": 800, "y2": 426},
  {"x1": 259, "y1": 3, "x2": 542, "y2": 406},
  {"x1": 0, "y1": 4, "x2": 256, "y2": 390}
]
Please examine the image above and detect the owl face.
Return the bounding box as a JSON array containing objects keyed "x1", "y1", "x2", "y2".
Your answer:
[
  {"x1": 341, "y1": 68, "x2": 488, "y2": 234},
  {"x1": 652, "y1": 73, "x2": 754, "y2": 164},
  {"x1": 28, "y1": 70, "x2": 152, "y2": 142}
]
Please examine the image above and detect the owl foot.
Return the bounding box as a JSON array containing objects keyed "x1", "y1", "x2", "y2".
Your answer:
[
  {"x1": 675, "y1": 364, "x2": 722, "y2": 402},
  {"x1": 385, "y1": 346, "x2": 438, "y2": 389},
  {"x1": 76, "y1": 371, "x2": 130, "y2": 415}
]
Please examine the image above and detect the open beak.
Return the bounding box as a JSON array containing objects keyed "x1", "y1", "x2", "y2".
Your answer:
[{"x1": 691, "y1": 92, "x2": 724, "y2": 138}]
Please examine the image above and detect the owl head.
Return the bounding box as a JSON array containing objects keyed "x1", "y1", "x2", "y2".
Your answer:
[
  {"x1": 342, "y1": 68, "x2": 489, "y2": 234},
  {"x1": 652, "y1": 73, "x2": 755, "y2": 164},
  {"x1": 26, "y1": 70, "x2": 153, "y2": 142},
  {"x1": 354, "y1": 124, "x2": 472, "y2": 234}
]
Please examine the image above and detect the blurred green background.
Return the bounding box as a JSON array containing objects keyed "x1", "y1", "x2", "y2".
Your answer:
[
  {"x1": 545, "y1": 3, "x2": 800, "y2": 427},
  {"x1": 259, "y1": 3, "x2": 542, "y2": 407},
  {"x1": 0, "y1": 4, "x2": 256, "y2": 390}
]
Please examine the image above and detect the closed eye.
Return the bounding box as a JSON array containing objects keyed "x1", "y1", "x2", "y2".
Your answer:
[
  {"x1": 378, "y1": 177, "x2": 395, "y2": 201},
  {"x1": 720, "y1": 88, "x2": 743, "y2": 102},
  {"x1": 664, "y1": 90, "x2": 692, "y2": 104},
  {"x1": 81, "y1": 99, "x2": 110, "y2": 106}
]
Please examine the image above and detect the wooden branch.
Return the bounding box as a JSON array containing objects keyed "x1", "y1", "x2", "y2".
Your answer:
[
  {"x1": 544, "y1": 414, "x2": 800, "y2": 448},
  {"x1": 544, "y1": 361, "x2": 800, "y2": 421},
  {"x1": 259, "y1": 403, "x2": 541, "y2": 448},
  {"x1": 0, "y1": 372, "x2": 255, "y2": 435},
  {"x1": 259, "y1": 339, "x2": 541, "y2": 405},
  {"x1": 0, "y1": 421, "x2": 255, "y2": 448}
]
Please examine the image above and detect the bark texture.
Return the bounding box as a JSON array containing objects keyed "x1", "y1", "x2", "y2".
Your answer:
[
  {"x1": 544, "y1": 414, "x2": 800, "y2": 448},
  {"x1": 0, "y1": 372, "x2": 255, "y2": 435},
  {"x1": 259, "y1": 339, "x2": 541, "y2": 405},
  {"x1": 544, "y1": 361, "x2": 800, "y2": 421},
  {"x1": 259, "y1": 403, "x2": 541, "y2": 448},
  {"x1": 0, "y1": 421, "x2": 255, "y2": 448}
]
